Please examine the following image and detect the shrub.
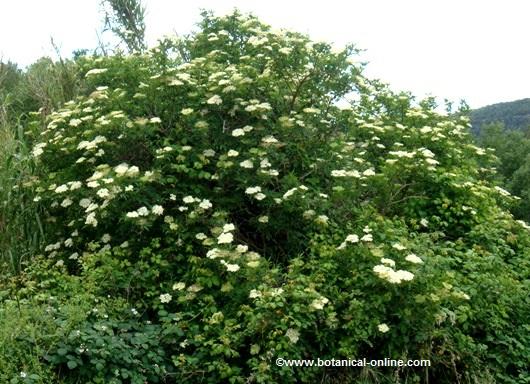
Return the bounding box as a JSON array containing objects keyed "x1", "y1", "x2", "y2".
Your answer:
[{"x1": 14, "y1": 10, "x2": 530, "y2": 383}]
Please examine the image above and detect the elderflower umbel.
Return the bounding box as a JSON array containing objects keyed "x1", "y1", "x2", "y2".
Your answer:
[
  {"x1": 311, "y1": 296, "x2": 329, "y2": 310},
  {"x1": 183, "y1": 195, "x2": 195, "y2": 204},
  {"x1": 405, "y1": 253, "x2": 423, "y2": 264},
  {"x1": 221, "y1": 260, "x2": 240, "y2": 272},
  {"x1": 207, "y1": 95, "x2": 222, "y2": 105},
  {"x1": 160, "y1": 293, "x2": 172, "y2": 303},
  {"x1": 232, "y1": 128, "x2": 245, "y2": 137},
  {"x1": 173, "y1": 282, "x2": 186, "y2": 290},
  {"x1": 223, "y1": 223, "x2": 236, "y2": 232},
  {"x1": 239, "y1": 160, "x2": 254, "y2": 168},
  {"x1": 217, "y1": 232, "x2": 234, "y2": 244},
  {"x1": 285, "y1": 328, "x2": 300, "y2": 343},
  {"x1": 245, "y1": 186, "x2": 261, "y2": 194},
  {"x1": 254, "y1": 193, "x2": 266, "y2": 200}
]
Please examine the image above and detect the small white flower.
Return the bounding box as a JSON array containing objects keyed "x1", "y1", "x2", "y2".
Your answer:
[
  {"x1": 254, "y1": 193, "x2": 266, "y2": 201},
  {"x1": 362, "y1": 168, "x2": 376, "y2": 177},
  {"x1": 258, "y1": 216, "x2": 269, "y2": 223},
  {"x1": 114, "y1": 163, "x2": 129, "y2": 175},
  {"x1": 206, "y1": 248, "x2": 221, "y2": 259},
  {"x1": 85, "y1": 212, "x2": 98, "y2": 227},
  {"x1": 203, "y1": 149, "x2": 216, "y2": 157},
  {"x1": 315, "y1": 215, "x2": 329, "y2": 225},
  {"x1": 183, "y1": 195, "x2": 195, "y2": 204},
  {"x1": 207, "y1": 95, "x2": 222, "y2": 105},
  {"x1": 152, "y1": 205, "x2": 164, "y2": 215},
  {"x1": 261, "y1": 135, "x2": 278, "y2": 144},
  {"x1": 87, "y1": 181, "x2": 100, "y2": 189},
  {"x1": 223, "y1": 262, "x2": 240, "y2": 272},
  {"x1": 232, "y1": 128, "x2": 245, "y2": 137},
  {"x1": 245, "y1": 186, "x2": 261, "y2": 195},
  {"x1": 227, "y1": 149, "x2": 239, "y2": 157},
  {"x1": 392, "y1": 243, "x2": 406, "y2": 251},
  {"x1": 85, "y1": 68, "x2": 108, "y2": 77},
  {"x1": 223, "y1": 223, "x2": 235, "y2": 232},
  {"x1": 217, "y1": 232, "x2": 234, "y2": 244},
  {"x1": 97, "y1": 188, "x2": 110, "y2": 198},
  {"x1": 239, "y1": 160, "x2": 254, "y2": 168},
  {"x1": 405, "y1": 253, "x2": 423, "y2": 264},
  {"x1": 199, "y1": 199, "x2": 212, "y2": 209},
  {"x1": 173, "y1": 282, "x2": 186, "y2": 290},
  {"x1": 126, "y1": 211, "x2": 139, "y2": 218},
  {"x1": 181, "y1": 108, "x2": 194, "y2": 115},
  {"x1": 361, "y1": 234, "x2": 373, "y2": 242},
  {"x1": 61, "y1": 198, "x2": 73, "y2": 208},
  {"x1": 55, "y1": 184, "x2": 69, "y2": 193},
  {"x1": 394, "y1": 270, "x2": 414, "y2": 281},
  {"x1": 137, "y1": 206, "x2": 149, "y2": 216},
  {"x1": 311, "y1": 296, "x2": 329, "y2": 310},
  {"x1": 127, "y1": 166, "x2": 140, "y2": 176},
  {"x1": 249, "y1": 289, "x2": 261, "y2": 299},
  {"x1": 236, "y1": 244, "x2": 248, "y2": 253},
  {"x1": 283, "y1": 187, "x2": 298, "y2": 199},
  {"x1": 160, "y1": 293, "x2": 172, "y2": 303},
  {"x1": 345, "y1": 234, "x2": 359, "y2": 243},
  {"x1": 260, "y1": 158, "x2": 271, "y2": 168},
  {"x1": 378, "y1": 323, "x2": 390, "y2": 333},
  {"x1": 285, "y1": 328, "x2": 300, "y2": 343},
  {"x1": 381, "y1": 258, "x2": 396, "y2": 267}
]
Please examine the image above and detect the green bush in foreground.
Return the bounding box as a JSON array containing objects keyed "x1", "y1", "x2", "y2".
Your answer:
[{"x1": 3, "y1": 10, "x2": 529, "y2": 383}]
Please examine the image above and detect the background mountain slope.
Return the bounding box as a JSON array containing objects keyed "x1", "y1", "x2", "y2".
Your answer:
[{"x1": 471, "y1": 98, "x2": 530, "y2": 133}]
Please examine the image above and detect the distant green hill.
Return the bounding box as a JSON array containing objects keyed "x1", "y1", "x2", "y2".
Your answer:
[{"x1": 471, "y1": 98, "x2": 530, "y2": 134}]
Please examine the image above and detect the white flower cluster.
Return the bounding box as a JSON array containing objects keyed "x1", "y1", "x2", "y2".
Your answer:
[
  {"x1": 77, "y1": 135, "x2": 107, "y2": 151},
  {"x1": 217, "y1": 223, "x2": 236, "y2": 244},
  {"x1": 336, "y1": 231, "x2": 367, "y2": 251},
  {"x1": 126, "y1": 205, "x2": 163, "y2": 218},
  {"x1": 373, "y1": 264, "x2": 414, "y2": 284},
  {"x1": 311, "y1": 296, "x2": 330, "y2": 310}
]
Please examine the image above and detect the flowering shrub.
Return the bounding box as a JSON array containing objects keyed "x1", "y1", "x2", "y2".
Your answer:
[{"x1": 15, "y1": 10, "x2": 530, "y2": 383}]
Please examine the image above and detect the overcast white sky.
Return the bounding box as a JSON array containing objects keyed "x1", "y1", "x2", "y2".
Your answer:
[{"x1": 1, "y1": 0, "x2": 529, "y2": 109}]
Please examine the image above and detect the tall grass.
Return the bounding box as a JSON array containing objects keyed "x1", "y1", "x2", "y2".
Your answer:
[
  {"x1": 0, "y1": 115, "x2": 45, "y2": 275},
  {"x1": 0, "y1": 56, "x2": 82, "y2": 275}
]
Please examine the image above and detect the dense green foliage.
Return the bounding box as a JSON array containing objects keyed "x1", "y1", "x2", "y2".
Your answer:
[
  {"x1": 1, "y1": 10, "x2": 529, "y2": 384},
  {"x1": 471, "y1": 98, "x2": 530, "y2": 134},
  {"x1": 477, "y1": 123, "x2": 530, "y2": 221}
]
